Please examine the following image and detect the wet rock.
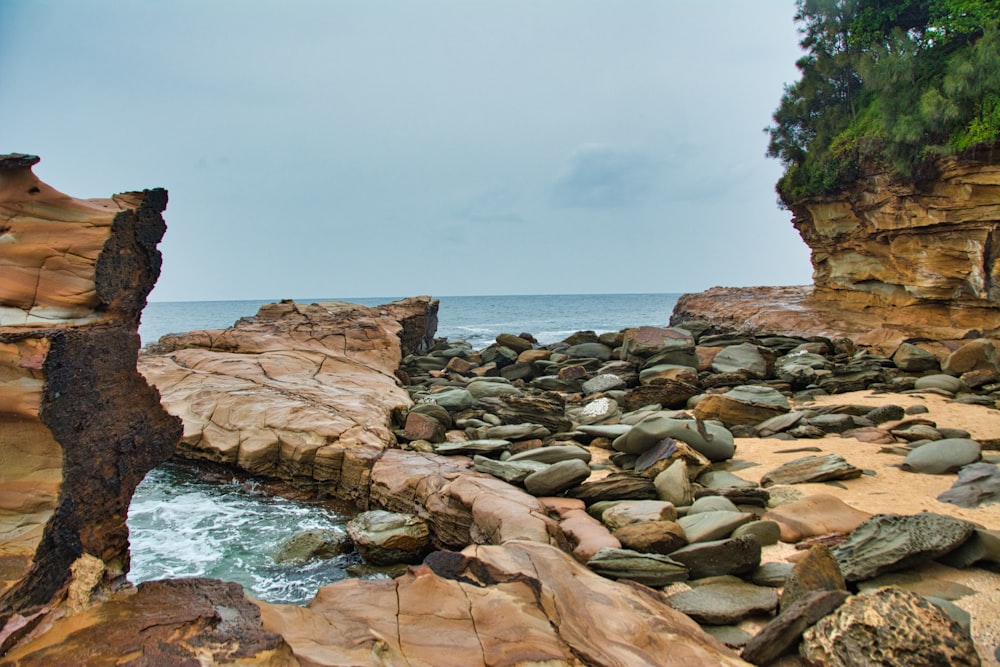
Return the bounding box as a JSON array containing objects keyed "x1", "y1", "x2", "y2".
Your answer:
[
  {"x1": 937, "y1": 462, "x2": 1000, "y2": 508},
  {"x1": 741, "y1": 590, "x2": 850, "y2": 666},
  {"x1": 800, "y1": 587, "x2": 979, "y2": 666},
  {"x1": 668, "y1": 535, "x2": 761, "y2": 579},
  {"x1": 274, "y1": 529, "x2": 351, "y2": 564},
  {"x1": 832, "y1": 513, "x2": 976, "y2": 582},
  {"x1": 667, "y1": 581, "x2": 778, "y2": 626},
  {"x1": 760, "y1": 454, "x2": 863, "y2": 487},
  {"x1": 780, "y1": 544, "x2": 846, "y2": 613},
  {"x1": 692, "y1": 385, "x2": 790, "y2": 426},
  {"x1": 763, "y1": 494, "x2": 871, "y2": 543},
  {"x1": 524, "y1": 459, "x2": 592, "y2": 496},
  {"x1": 902, "y1": 438, "x2": 981, "y2": 474},
  {"x1": 586, "y1": 547, "x2": 690, "y2": 586},
  {"x1": 612, "y1": 521, "x2": 688, "y2": 555},
  {"x1": 347, "y1": 510, "x2": 431, "y2": 565}
]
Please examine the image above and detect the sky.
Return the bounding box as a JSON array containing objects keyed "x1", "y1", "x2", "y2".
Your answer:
[{"x1": 0, "y1": 1, "x2": 813, "y2": 302}]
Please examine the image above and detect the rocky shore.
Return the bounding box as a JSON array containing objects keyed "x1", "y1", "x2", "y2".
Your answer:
[{"x1": 2, "y1": 154, "x2": 999, "y2": 666}]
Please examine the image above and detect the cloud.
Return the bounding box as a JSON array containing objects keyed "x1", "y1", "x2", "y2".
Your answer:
[
  {"x1": 454, "y1": 185, "x2": 524, "y2": 225},
  {"x1": 550, "y1": 144, "x2": 660, "y2": 209}
]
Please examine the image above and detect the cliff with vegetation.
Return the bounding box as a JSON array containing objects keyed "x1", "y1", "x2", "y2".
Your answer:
[{"x1": 674, "y1": 1, "x2": 1000, "y2": 350}]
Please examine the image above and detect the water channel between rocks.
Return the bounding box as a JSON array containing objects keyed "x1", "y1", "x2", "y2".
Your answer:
[{"x1": 127, "y1": 461, "x2": 362, "y2": 604}]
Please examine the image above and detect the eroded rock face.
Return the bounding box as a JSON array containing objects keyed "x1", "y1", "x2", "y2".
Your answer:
[
  {"x1": 0, "y1": 155, "x2": 181, "y2": 617},
  {"x1": 672, "y1": 155, "x2": 1000, "y2": 350},
  {"x1": 139, "y1": 296, "x2": 438, "y2": 503}
]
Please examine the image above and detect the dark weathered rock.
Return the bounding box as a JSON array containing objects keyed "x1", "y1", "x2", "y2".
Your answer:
[
  {"x1": 780, "y1": 544, "x2": 846, "y2": 613},
  {"x1": 676, "y1": 511, "x2": 754, "y2": 544},
  {"x1": 741, "y1": 590, "x2": 850, "y2": 666},
  {"x1": 801, "y1": 587, "x2": 980, "y2": 666},
  {"x1": 523, "y1": 459, "x2": 592, "y2": 496},
  {"x1": 832, "y1": 513, "x2": 977, "y2": 582},
  {"x1": 612, "y1": 521, "x2": 688, "y2": 555},
  {"x1": 937, "y1": 528, "x2": 1000, "y2": 568},
  {"x1": 692, "y1": 385, "x2": 790, "y2": 426},
  {"x1": 478, "y1": 393, "x2": 572, "y2": 433},
  {"x1": 507, "y1": 444, "x2": 591, "y2": 465},
  {"x1": 472, "y1": 455, "x2": 548, "y2": 484},
  {"x1": 273, "y1": 529, "x2": 351, "y2": 564},
  {"x1": 0, "y1": 164, "x2": 180, "y2": 617},
  {"x1": 760, "y1": 454, "x2": 863, "y2": 487}
]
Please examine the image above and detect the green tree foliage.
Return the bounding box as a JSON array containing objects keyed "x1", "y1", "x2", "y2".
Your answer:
[{"x1": 768, "y1": 0, "x2": 1000, "y2": 205}]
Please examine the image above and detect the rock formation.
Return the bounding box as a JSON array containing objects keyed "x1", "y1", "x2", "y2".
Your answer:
[
  {"x1": 0, "y1": 155, "x2": 181, "y2": 621},
  {"x1": 673, "y1": 154, "x2": 1000, "y2": 351},
  {"x1": 139, "y1": 297, "x2": 437, "y2": 504}
]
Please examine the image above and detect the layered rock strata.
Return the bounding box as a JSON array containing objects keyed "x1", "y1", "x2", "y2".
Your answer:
[
  {"x1": 673, "y1": 154, "x2": 1000, "y2": 351},
  {"x1": 0, "y1": 155, "x2": 180, "y2": 618},
  {"x1": 139, "y1": 297, "x2": 437, "y2": 504}
]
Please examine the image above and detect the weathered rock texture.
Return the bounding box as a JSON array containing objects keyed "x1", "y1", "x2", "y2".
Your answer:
[
  {"x1": 0, "y1": 155, "x2": 181, "y2": 618},
  {"x1": 258, "y1": 540, "x2": 748, "y2": 667},
  {"x1": 672, "y1": 155, "x2": 1000, "y2": 351},
  {"x1": 139, "y1": 297, "x2": 438, "y2": 504}
]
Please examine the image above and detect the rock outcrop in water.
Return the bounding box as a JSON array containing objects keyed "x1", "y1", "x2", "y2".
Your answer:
[
  {"x1": 0, "y1": 155, "x2": 180, "y2": 621},
  {"x1": 139, "y1": 297, "x2": 437, "y2": 504},
  {"x1": 673, "y1": 154, "x2": 1000, "y2": 351}
]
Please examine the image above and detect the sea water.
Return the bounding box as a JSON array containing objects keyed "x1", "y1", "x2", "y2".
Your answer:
[{"x1": 129, "y1": 293, "x2": 681, "y2": 603}]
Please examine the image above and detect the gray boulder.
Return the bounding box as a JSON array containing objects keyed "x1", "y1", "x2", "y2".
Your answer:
[
  {"x1": 667, "y1": 534, "x2": 761, "y2": 578},
  {"x1": 667, "y1": 581, "x2": 778, "y2": 626},
  {"x1": 524, "y1": 458, "x2": 592, "y2": 496},
  {"x1": 586, "y1": 547, "x2": 689, "y2": 586},
  {"x1": 902, "y1": 438, "x2": 981, "y2": 474}
]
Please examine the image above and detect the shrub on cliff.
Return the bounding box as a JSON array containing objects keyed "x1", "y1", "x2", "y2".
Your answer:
[{"x1": 768, "y1": 0, "x2": 1000, "y2": 205}]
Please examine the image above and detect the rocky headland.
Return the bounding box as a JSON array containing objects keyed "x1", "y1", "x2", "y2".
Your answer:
[
  {"x1": 2, "y1": 154, "x2": 1000, "y2": 666},
  {"x1": 673, "y1": 153, "x2": 1000, "y2": 352}
]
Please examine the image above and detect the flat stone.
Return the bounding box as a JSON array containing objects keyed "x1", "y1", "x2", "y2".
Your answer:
[
  {"x1": 755, "y1": 411, "x2": 805, "y2": 437},
  {"x1": 667, "y1": 581, "x2": 778, "y2": 626},
  {"x1": 568, "y1": 473, "x2": 657, "y2": 503},
  {"x1": 902, "y1": 438, "x2": 981, "y2": 474},
  {"x1": 692, "y1": 385, "x2": 790, "y2": 427},
  {"x1": 688, "y1": 496, "x2": 739, "y2": 514},
  {"x1": 832, "y1": 513, "x2": 977, "y2": 582},
  {"x1": 432, "y1": 439, "x2": 511, "y2": 457},
  {"x1": 484, "y1": 423, "x2": 551, "y2": 441},
  {"x1": 696, "y1": 470, "x2": 758, "y2": 490},
  {"x1": 702, "y1": 625, "x2": 752, "y2": 650},
  {"x1": 524, "y1": 459, "x2": 592, "y2": 496},
  {"x1": 750, "y1": 562, "x2": 793, "y2": 587},
  {"x1": 913, "y1": 374, "x2": 966, "y2": 395},
  {"x1": 507, "y1": 444, "x2": 591, "y2": 465},
  {"x1": 677, "y1": 510, "x2": 753, "y2": 544},
  {"x1": 582, "y1": 373, "x2": 627, "y2": 395},
  {"x1": 429, "y1": 388, "x2": 476, "y2": 411},
  {"x1": 578, "y1": 424, "x2": 631, "y2": 439},
  {"x1": 711, "y1": 343, "x2": 770, "y2": 378},
  {"x1": 764, "y1": 494, "x2": 871, "y2": 543},
  {"x1": 586, "y1": 547, "x2": 690, "y2": 586},
  {"x1": 668, "y1": 535, "x2": 761, "y2": 579},
  {"x1": 760, "y1": 454, "x2": 863, "y2": 487},
  {"x1": 731, "y1": 520, "x2": 781, "y2": 546}
]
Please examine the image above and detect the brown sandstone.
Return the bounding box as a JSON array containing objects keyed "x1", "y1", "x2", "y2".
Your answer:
[{"x1": 0, "y1": 155, "x2": 181, "y2": 621}]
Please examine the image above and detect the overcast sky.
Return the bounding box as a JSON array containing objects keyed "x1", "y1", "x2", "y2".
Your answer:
[{"x1": 1, "y1": 1, "x2": 812, "y2": 302}]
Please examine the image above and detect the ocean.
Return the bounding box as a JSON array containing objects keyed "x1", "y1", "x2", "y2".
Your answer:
[
  {"x1": 129, "y1": 292, "x2": 682, "y2": 603},
  {"x1": 139, "y1": 292, "x2": 683, "y2": 349}
]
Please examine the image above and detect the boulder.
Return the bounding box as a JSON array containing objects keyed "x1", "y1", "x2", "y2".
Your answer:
[
  {"x1": 892, "y1": 342, "x2": 941, "y2": 372},
  {"x1": 779, "y1": 544, "x2": 846, "y2": 613},
  {"x1": 710, "y1": 342, "x2": 771, "y2": 378},
  {"x1": 943, "y1": 338, "x2": 999, "y2": 375},
  {"x1": 538, "y1": 497, "x2": 620, "y2": 562},
  {"x1": 346, "y1": 510, "x2": 431, "y2": 565},
  {"x1": 472, "y1": 455, "x2": 547, "y2": 484},
  {"x1": 654, "y1": 460, "x2": 693, "y2": 506},
  {"x1": 937, "y1": 462, "x2": 1000, "y2": 508},
  {"x1": 676, "y1": 511, "x2": 754, "y2": 544},
  {"x1": 600, "y1": 500, "x2": 678, "y2": 531},
  {"x1": 741, "y1": 590, "x2": 850, "y2": 666},
  {"x1": 902, "y1": 438, "x2": 981, "y2": 474},
  {"x1": 523, "y1": 459, "x2": 592, "y2": 496},
  {"x1": 801, "y1": 588, "x2": 979, "y2": 666},
  {"x1": 274, "y1": 529, "x2": 351, "y2": 564},
  {"x1": 913, "y1": 373, "x2": 967, "y2": 395},
  {"x1": 692, "y1": 385, "x2": 790, "y2": 426},
  {"x1": 586, "y1": 547, "x2": 690, "y2": 587},
  {"x1": 582, "y1": 373, "x2": 627, "y2": 395},
  {"x1": 612, "y1": 521, "x2": 688, "y2": 555},
  {"x1": 667, "y1": 535, "x2": 761, "y2": 579},
  {"x1": 612, "y1": 415, "x2": 735, "y2": 461},
  {"x1": 507, "y1": 444, "x2": 591, "y2": 465},
  {"x1": 763, "y1": 494, "x2": 871, "y2": 543}
]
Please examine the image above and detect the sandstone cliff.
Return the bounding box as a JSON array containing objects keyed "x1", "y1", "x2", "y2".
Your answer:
[
  {"x1": 0, "y1": 155, "x2": 181, "y2": 622},
  {"x1": 673, "y1": 153, "x2": 1000, "y2": 351}
]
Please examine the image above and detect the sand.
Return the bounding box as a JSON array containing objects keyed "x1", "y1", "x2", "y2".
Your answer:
[{"x1": 728, "y1": 390, "x2": 1000, "y2": 664}]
